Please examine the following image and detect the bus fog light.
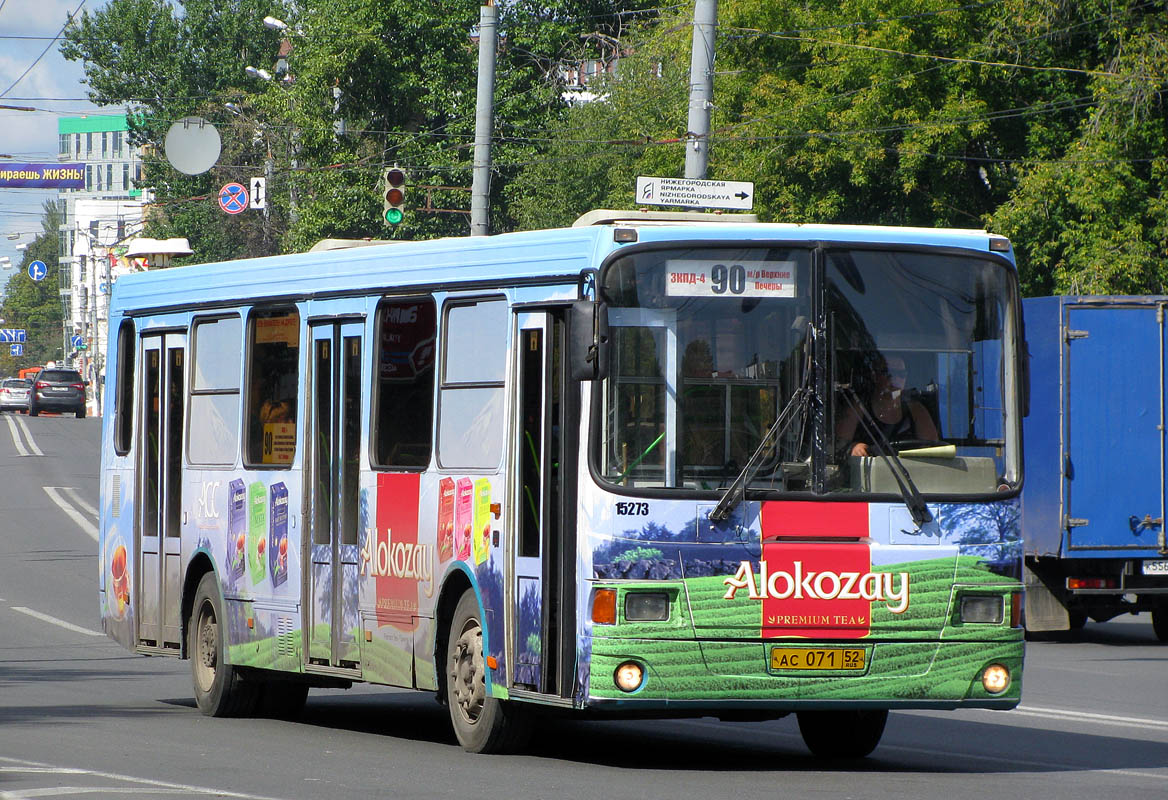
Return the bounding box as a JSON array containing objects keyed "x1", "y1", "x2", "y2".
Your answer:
[
  {"x1": 614, "y1": 661, "x2": 644, "y2": 692},
  {"x1": 981, "y1": 663, "x2": 1010, "y2": 694},
  {"x1": 625, "y1": 592, "x2": 669, "y2": 621},
  {"x1": 961, "y1": 595, "x2": 1003, "y2": 624}
]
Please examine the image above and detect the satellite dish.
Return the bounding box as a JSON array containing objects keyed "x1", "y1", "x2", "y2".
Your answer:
[{"x1": 164, "y1": 117, "x2": 222, "y2": 175}]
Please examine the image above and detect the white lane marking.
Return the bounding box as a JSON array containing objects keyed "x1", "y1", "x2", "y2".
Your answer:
[
  {"x1": 61, "y1": 486, "x2": 97, "y2": 517},
  {"x1": 0, "y1": 757, "x2": 291, "y2": 800},
  {"x1": 5, "y1": 789, "x2": 193, "y2": 797},
  {"x1": 13, "y1": 413, "x2": 44, "y2": 456},
  {"x1": 43, "y1": 487, "x2": 98, "y2": 541},
  {"x1": 692, "y1": 711, "x2": 1168, "y2": 780},
  {"x1": 5, "y1": 414, "x2": 30, "y2": 457},
  {"x1": 9, "y1": 607, "x2": 103, "y2": 637},
  {"x1": 1012, "y1": 705, "x2": 1168, "y2": 732}
]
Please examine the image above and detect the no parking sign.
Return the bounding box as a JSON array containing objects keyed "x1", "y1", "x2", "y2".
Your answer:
[{"x1": 218, "y1": 182, "x2": 249, "y2": 215}]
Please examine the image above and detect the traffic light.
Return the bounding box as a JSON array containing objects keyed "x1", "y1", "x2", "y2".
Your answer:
[{"x1": 382, "y1": 166, "x2": 406, "y2": 225}]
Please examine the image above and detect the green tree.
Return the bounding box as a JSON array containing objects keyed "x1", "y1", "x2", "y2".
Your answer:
[
  {"x1": 0, "y1": 201, "x2": 66, "y2": 373},
  {"x1": 62, "y1": 0, "x2": 653, "y2": 256},
  {"x1": 508, "y1": 0, "x2": 1168, "y2": 296},
  {"x1": 989, "y1": 1, "x2": 1168, "y2": 295}
]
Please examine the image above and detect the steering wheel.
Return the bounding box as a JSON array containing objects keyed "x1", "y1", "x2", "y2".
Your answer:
[{"x1": 890, "y1": 438, "x2": 948, "y2": 452}]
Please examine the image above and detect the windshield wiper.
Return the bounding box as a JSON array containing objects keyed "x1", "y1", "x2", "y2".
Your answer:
[
  {"x1": 708, "y1": 373, "x2": 811, "y2": 523},
  {"x1": 838, "y1": 385, "x2": 933, "y2": 527}
]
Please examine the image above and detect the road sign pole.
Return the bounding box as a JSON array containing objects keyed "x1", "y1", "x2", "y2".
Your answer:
[{"x1": 684, "y1": 0, "x2": 718, "y2": 182}]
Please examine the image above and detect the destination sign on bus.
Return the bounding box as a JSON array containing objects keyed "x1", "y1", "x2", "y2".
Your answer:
[{"x1": 665, "y1": 259, "x2": 796, "y2": 298}]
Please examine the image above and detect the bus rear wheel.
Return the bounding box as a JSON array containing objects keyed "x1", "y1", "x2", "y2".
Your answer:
[
  {"x1": 189, "y1": 572, "x2": 259, "y2": 717},
  {"x1": 445, "y1": 589, "x2": 531, "y2": 753},
  {"x1": 797, "y1": 709, "x2": 888, "y2": 758}
]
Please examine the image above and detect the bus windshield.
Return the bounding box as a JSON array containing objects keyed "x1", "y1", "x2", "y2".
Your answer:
[{"x1": 597, "y1": 244, "x2": 1020, "y2": 498}]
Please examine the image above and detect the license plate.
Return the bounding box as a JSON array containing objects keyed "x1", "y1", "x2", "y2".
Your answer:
[
  {"x1": 770, "y1": 647, "x2": 866, "y2": 671},
  {"x1": 1143, "y1": 560, "x2": 1168, "y2": 576}
]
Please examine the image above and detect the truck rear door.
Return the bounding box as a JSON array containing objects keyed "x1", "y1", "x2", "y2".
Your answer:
[{"x1": 1064, "y1": 303, "x2": 1167, "y2": 554}]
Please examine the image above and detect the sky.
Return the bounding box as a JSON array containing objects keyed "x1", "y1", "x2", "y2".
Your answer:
[{"x1": 0, "y1": 0, "x2": 108, "y2": 288}]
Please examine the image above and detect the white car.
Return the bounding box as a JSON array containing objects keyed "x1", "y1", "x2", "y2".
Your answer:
[{"x1": 0, "y1": 378, "x2": 31, "y2": 413}]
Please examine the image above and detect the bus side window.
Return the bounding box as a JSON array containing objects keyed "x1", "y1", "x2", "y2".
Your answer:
[
  {"x1": 372, "y1": 297, "x2": 436, "y2": 469},
  {"x1": 245, "y1": 308, "x2": 301, "y2": 467},
  {"x1": 114, "y1": 319, "x2": 135, "y2": 455}
]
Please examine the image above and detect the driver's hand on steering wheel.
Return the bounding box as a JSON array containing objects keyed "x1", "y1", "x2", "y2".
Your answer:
[{"x1": 849, "y1": 442, "x2": 871, "y2": 457}]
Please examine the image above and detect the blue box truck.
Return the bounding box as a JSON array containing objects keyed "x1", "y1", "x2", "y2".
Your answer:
[{"x1": 1022, "y1": 296, "x2": 1168, "y2": 640}]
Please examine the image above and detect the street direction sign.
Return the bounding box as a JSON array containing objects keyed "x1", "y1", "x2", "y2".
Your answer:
[
  {"x1": 27, "y1": 260, "x2": 47, "y2": 281},
  {"x1": 71, "y1": 334, "x2": 83, "y2": 349},
  {"x1": 0, "y1": 329, "x2": 27, "y2": 343},
  {"x1": 10, "y1": 343, "x2": 22, "y2": 356},
  {"x1": 636, "y1": 176, "x2": 755, "y2": 211},
  {"x1": 249, "y1": 177, "x2": 266, "y2": 210},
  {"x1": 218, "y1": 182, "x2": 249, "y2": 215}
]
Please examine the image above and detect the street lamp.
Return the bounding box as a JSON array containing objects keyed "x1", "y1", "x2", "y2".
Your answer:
[
  {"x1": 245, "y1": 66, "x2": 273, "y2": 81},
  {"x1": 263, "y1": 15, "x2": 288, "y2": 31}
]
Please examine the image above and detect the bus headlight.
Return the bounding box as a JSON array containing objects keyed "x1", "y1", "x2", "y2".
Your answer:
[
  {"x1": 961, "y1": 595, "x2": 1004, "y2": 624},
  {"x1": 625, "y1": 592, "x2": 670, "y2": 622},
  {"x1": 981, "y1": 663, "x2": 1010, "y2": 694},
  {"x1": 614, "y1": 661, "x2": 645, "y2": 692}
]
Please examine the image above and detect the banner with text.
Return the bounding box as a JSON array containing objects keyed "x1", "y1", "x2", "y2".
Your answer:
[{"x1": 0, "y1": 163, "x2": 86, "y2": 189}]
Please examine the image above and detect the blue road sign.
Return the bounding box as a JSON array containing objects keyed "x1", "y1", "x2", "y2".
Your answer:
[
  {"x1": 71, "y1": 334, "x2": 83, "y2": 349},
  {"x1": 28, "y1": 260, "x2": 47, "y2": 281},
  {"x1": 0, "y1": 329, "x2": 26, "y2": 343},
  {"x1": 10, "y1": 343, "x2": 23, "y2": 356},
  {"x1": 218, "y1": 182, "x2": 249, "y2": 215}
]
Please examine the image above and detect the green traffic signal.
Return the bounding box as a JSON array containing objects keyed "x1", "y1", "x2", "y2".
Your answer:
[{"x1": 382, "y1": 166, "x2": 406, "y2": 225}]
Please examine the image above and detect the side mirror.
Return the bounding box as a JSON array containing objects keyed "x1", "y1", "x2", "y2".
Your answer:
[{"x1": 569, "y1": 299, "x2": 609, "y2": 381}]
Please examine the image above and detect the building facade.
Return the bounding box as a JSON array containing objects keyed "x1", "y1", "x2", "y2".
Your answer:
[{"x1": 56, "y1": 114, "x2": 147, "y2": 407}]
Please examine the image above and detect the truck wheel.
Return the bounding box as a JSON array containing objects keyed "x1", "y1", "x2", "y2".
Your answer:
[
  {"x1": 445, "y1": 589, "x2": 531, "y2": 753},
  {"x1": 190, "y1": 572, "x2": 259, "y2": 717},
  {"x1": 1153, "y1": 607, "x2": 1168, "y2": 643},
  {"x1": 797, "y1": 709, "x2": 888, "y2": 758}
]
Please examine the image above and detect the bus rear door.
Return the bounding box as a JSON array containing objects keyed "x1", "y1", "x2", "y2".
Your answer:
[{"x1": 136, "y1": 331, "x2": 186, "y2": 651}]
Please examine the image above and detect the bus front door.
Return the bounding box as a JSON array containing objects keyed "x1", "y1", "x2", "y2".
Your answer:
[
  {"x1": 305, "y1": 321, "x2": 364, "y2": 671},
  {"x1": 136, "y1": 332, "x2": 186, "y2": 651},
  {"x1": 511, "y1": 310, "x2": 577, "y2": 699}
]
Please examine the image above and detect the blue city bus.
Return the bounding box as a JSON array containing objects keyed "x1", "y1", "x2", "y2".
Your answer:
[{"x1": 98, "y1": 210, "x2": 1026, "y2": 756}]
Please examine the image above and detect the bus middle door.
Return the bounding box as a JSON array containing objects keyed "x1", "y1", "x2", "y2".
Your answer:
[
  {"x1": 306, "y1": 320, "x2": 364, "y2": 672},
  {"x1": 510, "y1": 309, "x2": 576, "y2": 699}
]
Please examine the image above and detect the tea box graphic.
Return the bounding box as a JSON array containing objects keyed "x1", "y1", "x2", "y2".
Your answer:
[
  {"x1": 248, "y1": 481, "x2": 268, "y2": 584},
  {"x1": 454, "y1": 478, "x2": 473, "y2": 561},
  {"x1": 226, "y1": 479, "x2": 247, "y2": 582},
  {"x1": 437, "y1": 477, "x2": 455, "y2": 562},
  {"x1": 473, "y1": 478, "x2": 492, "y2": 565},
  {"x1": 269, "y1": 482, "x2": 289, "y2": 588}
]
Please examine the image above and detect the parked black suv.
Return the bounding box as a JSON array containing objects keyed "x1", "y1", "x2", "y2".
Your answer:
[{"x1": 28, "y1": 369, "x2": 87, "y2": 418}]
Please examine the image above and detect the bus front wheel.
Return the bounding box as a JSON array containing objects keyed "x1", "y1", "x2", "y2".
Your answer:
[
  {"x1": 797, "y1": 709, "x2": 888, "y2": 758},
  {"x1": 190, "y1": 572, "x2": 259, "y2": 717},
  {"x1": 445, "y1": 589, "x2": 531, "y2": 753}
]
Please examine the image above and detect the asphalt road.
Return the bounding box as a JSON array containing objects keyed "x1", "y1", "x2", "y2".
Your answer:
[{"x1": 0, "y1": 413, "x2": 1165, "y2": 799}]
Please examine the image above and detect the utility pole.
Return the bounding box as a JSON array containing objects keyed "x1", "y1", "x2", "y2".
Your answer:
[
  {"x1": 684, "y1": 0, "x2": 717, "y2": 180},
  {"x1": 470, "y1": 0, "x2": 498, "y2": 236}
]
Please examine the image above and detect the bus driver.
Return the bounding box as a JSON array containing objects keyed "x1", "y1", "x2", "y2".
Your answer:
[{"x1": 836, "y1": 354, "x2": 939, "y2": 457}]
